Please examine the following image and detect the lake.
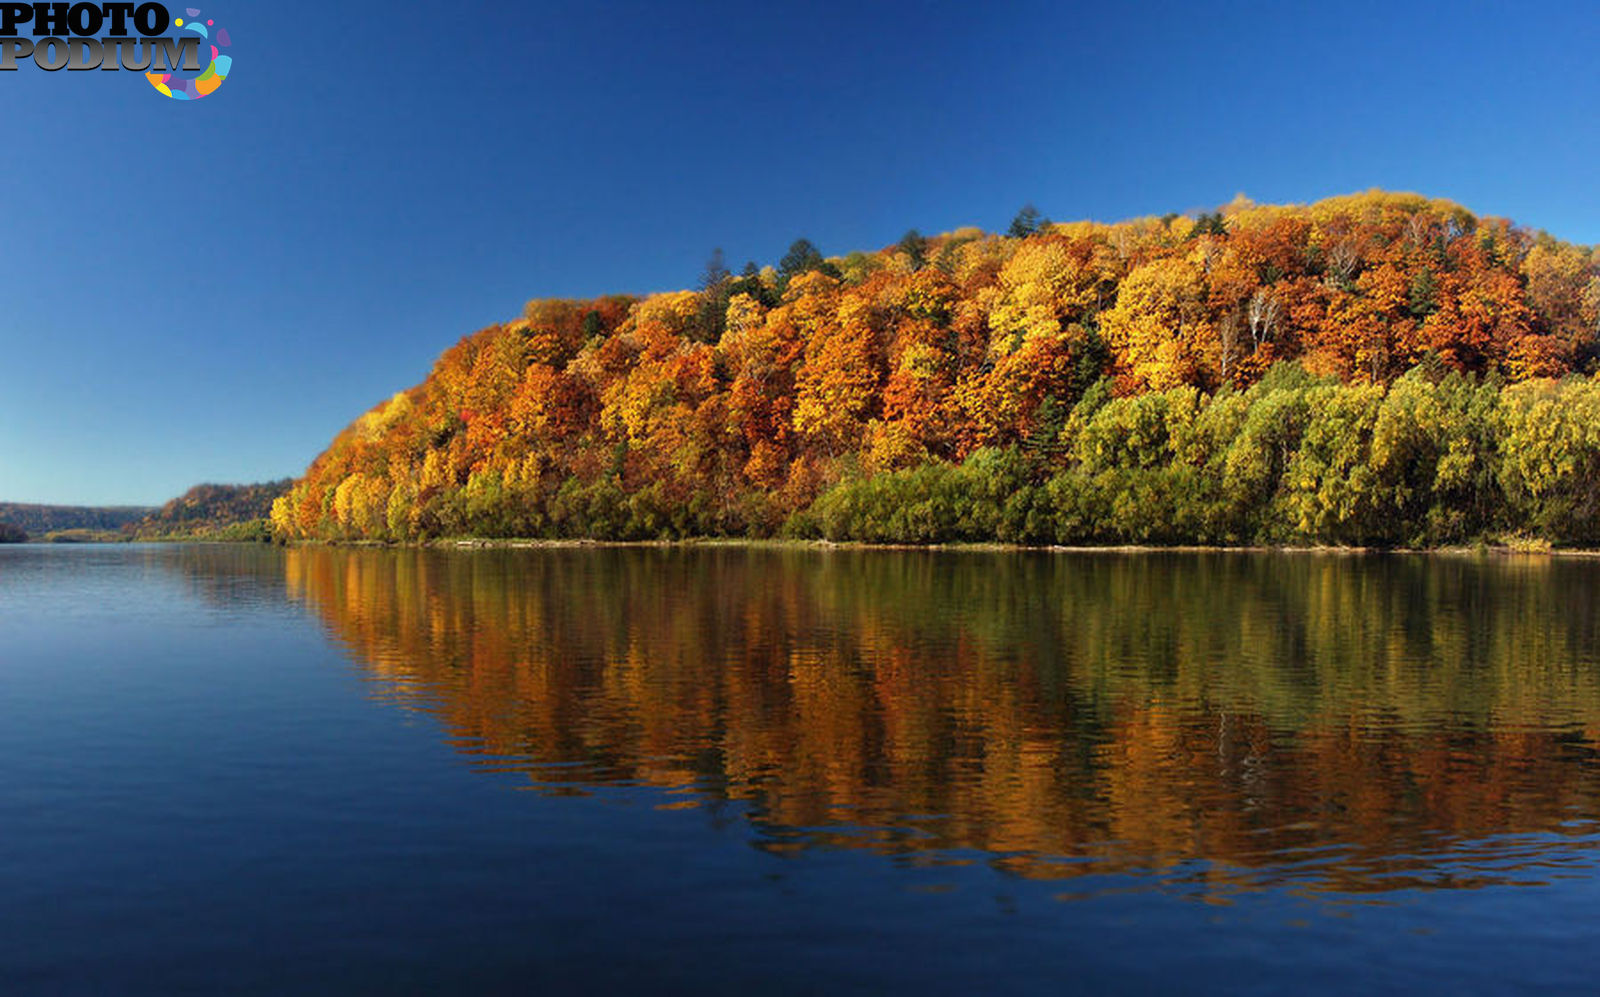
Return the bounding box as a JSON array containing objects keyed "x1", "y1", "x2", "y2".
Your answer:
[{"x1": 4, "y1": 543, "x2": 1600, "y2": 994}]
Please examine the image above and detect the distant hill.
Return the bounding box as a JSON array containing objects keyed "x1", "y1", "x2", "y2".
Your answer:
[
  {"x1": 0, "y1": 503, "x2": 152, "y2": 537},
  {"x1": 127, "y1": 481, "x2": 293, "y2": 540},
  {"x1": 0, "y1": 522, "x2": 26, "y2": 543}
]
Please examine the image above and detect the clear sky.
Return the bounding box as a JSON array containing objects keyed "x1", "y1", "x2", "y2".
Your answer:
[{"x1": 1, "y1": 0, "x2": 1596, "y2": 505}]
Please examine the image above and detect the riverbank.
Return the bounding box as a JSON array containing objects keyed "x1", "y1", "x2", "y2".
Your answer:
[
  {"x1": 275, "y1": 535, "x2": 1600, "y2": 558},
  {"x1": 25, "y1": 531, "x2": 1600, "y2": 559}
]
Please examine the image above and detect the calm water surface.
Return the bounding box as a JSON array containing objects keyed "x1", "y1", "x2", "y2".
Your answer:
[{"x1": 4, "y1": 544, "x2": 1600, "y2": 994}]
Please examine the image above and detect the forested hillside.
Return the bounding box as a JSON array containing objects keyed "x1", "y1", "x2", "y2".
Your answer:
[
  {"x1": 128, "y1": 481, "x2": 292, "y2": 540},
  {"x1": 0, "y1": 503, "x2": 152, "y2": 537},
  {"x1": 271, "y1": 191, "x2": 1600, "y2": 547}
]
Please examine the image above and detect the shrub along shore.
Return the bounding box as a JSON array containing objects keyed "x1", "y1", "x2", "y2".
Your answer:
[{"x1": 801, "y1": 365, "x2": 1597, "y2": 548}]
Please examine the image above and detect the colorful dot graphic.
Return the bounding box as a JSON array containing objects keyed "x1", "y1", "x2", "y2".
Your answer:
[{"x1": 147, "y1": 8, "x2": 232, "y2": 101}]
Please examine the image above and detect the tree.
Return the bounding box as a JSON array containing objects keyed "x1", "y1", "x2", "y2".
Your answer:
[
  {"x1": 693, "y1": 248, "x2": 734, "y2": 343},
  {"x1": 794, "y1": 295, "x2": 883, "y2": 454},
  {"x1": 699, "y1": 247, "x2": 731, "y2": 291},
  {"x1": 779, "y1": 239, "x2": 826, "y2": 280},
  {"x1": 1246, "y1": 287, "x2": 1281, "y2": 349},
  {"x1": 1101, "y1": 257, "x2": 1209, "y2": 389},
  {"x1": 723, "y1": 261, "x2": 779, "y2": 308},
  {"x1": 1189, "y1": 212, "x2": 1228, "y2": 239},
  {"x1": 990, "y1": 236, "x2": 1117, "y2": 344},
  {"x1": 898, "y1": 229, "x2": 927, "y2": 270},
  {"x1": 1008, "y1": 204, "x2": 1045, "y2": 239}
]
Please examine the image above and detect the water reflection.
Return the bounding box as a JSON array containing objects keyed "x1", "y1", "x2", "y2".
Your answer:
[{"x1": 276, "y1": 546, "x2": 1600, "y2": 897}]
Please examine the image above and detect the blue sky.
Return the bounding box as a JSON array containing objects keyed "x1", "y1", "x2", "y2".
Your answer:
[{"x1": 1, "y1": 0, "x2": 1597, "y2": 505}]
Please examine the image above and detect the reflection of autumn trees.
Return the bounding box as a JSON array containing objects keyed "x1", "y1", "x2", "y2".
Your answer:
[{"x1": 285, "y1": 547, "x2": 1600, "y2": 892}]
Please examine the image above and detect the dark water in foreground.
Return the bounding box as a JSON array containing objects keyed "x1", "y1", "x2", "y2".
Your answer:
[{"x1": 5, "y1": 545, "x2": 1600, "y2": 994}]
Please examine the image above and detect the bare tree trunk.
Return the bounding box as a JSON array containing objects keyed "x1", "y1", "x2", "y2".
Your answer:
[
  {"x1": 1247, "y1": 288, "x2": 1280, "y2": 349},
  {"x1": 1218, "y1": 312, "x2": 1241, "y2": 383}
]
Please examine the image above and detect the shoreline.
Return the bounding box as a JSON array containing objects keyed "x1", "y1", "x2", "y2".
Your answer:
[
  {"x1": 273, "y1": 536, "x2": 1600, "y2": 558},
  {"x1": 18, "y1": 536, "x2": 1600, "y2": 558}
]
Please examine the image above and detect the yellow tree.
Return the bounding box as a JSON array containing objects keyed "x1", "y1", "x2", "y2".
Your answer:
[
  {"x1": 1514, "y1": 243, "x2": 1600, "y2": 377},
  {"x1": 1101, "y1": 256, "x2": 1209, "y2": 390},
  {"x1": 988, "y1": 235, "x2": 1119, "y2": 345},
  {"x1": 794, "y1": 295, "x2": 884, "y2": 455}
]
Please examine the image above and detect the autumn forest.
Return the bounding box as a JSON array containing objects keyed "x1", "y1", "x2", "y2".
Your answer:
[{"x1": 270, "y1": 192, "x2": 1600, "y2": 547}]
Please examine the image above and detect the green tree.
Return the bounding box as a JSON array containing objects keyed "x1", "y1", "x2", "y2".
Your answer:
[
  {"x1": 692, "y1": 247, "x2": 734, "y2": 343},
  {"x1": 1189, "y1": 211, "x2": 1228, "y2": 239},
  {"x1": 1008, "y1": 204, "x2": 1044, "y2": 239},
  {"x1": 698, "y1": 247, "x2": 731, "y2": 291},
  {"x1": 898, "y1": 229, "x2": 927, "y2": 270},
  {"x1": 779, "y1": 239, "x2": 825, "y2": 280}
]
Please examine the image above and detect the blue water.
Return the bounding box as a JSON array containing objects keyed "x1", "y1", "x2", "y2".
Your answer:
[{"x1": 3, "y1": 544, "x2": 1599, "y2": 994}]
